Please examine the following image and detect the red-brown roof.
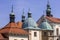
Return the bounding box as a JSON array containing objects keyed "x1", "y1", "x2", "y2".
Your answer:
[
  {"x1": 0, "y1": 34, "x2": 8, "y2": 40},
  {"x1": 4, "y1": 22, "x2": 19, "y2": 28},
  {"x1": 37, "y1": 16, "x2": 60, "y2": 26},
  {"x1": 46, "y1": 16, "x2": 60, "y2": 23},
  {"x1": 0, "y1": 22, "x2": 28, "y2": 35},
  {"x1": 17, "y1": 22, "x2": 22, "y2": 28},
  {"x1": 0, "y1": 34, "x2": 4, "y2": 39},
  {"x1": 0, "y1": 28, "x2": 28, "y2": 35}
]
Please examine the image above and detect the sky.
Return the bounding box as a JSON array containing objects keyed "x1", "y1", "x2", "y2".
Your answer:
[{"x1": 0, "y1": 0, "x2": 60, "y2": 28}]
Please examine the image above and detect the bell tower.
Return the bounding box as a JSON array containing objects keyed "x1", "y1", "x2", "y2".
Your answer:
[
  {"x1": 10, "y1": 5, "x2": 15, "y2": 23},
  {"x1": 21, "y1": 9, "x2": 25, "y2": 23},
  {"x1": 28, "y1": 9, "x2": 32, "y2": 18},
  {"x1": 46, "y1": 0, "x2": 53, "y2": 17}
]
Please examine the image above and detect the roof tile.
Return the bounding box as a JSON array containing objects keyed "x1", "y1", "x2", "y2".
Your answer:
[
  {"x1": 17, "y1": 22, "x2": 22, "y2": 28},
  {"x1": 46, "y1": 16, "x2": 60, "y2": 23},
  {"x1": 0, "y1": 34, "x2": 4, "y2": 39},
  {"x1": 0, "y1": 22, "x2": 28, "y2": 35}
]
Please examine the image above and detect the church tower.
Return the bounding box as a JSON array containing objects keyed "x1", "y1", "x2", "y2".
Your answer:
[
  {"x1": 21, "y1": 9, "x2": 25, "y2": 23},
  {"x1": 10, "y1": 5, "x2": 15, "y2": 23},
  {"x1": 23, "y1": 9, "x2": 41, "y2": 40},
  {"x1": 46, "y1": 0, "x2": 53, "y2": 17},
  {"x1": 28, "y1": 9, "x2": 32, "y2": 18}
]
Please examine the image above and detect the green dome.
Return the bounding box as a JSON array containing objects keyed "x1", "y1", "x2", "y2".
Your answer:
[
  {"x1": 39, "y1": 21, "x2": 53, "y2": 30},
  {"x1": 23, "y1": 18, "x2": 40, "y2": 29}
]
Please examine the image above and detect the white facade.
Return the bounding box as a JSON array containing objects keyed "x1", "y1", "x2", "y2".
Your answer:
[
  {"x1": 53, "y1": 25, "x2": 60, "y2": 40},
  {"x1": 9, "y1": 30, "x2": 42, "y2": 40},
  {"x1": 39, "y1": 16, "x2": 60, "y2": 40},
  {"x1": 47, "y1": 20, "x2": 60, "y2": 40},
  {"x1": 29, "y1": 30, "x2": 41, "y2": 40},
  {"x1": 9, "y1": 35, "x2": 28, "y2": 40}
]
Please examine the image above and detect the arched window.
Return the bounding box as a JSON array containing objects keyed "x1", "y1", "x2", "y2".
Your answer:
[
  {"x1": 56, "y1": 28, "x2": 59, "y2": 35},
  {"x1": 34, "y1": 32, "x2": 37, "y2": 37}
]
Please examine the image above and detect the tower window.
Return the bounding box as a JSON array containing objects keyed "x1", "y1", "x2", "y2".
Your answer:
[
  {"x1": 21, "y1": 39, "x2": 24, "y2": 40},
  {"x1": 34, "y1": 32, "x2": 37, "y2": 37},
  {"x1": 50, "y1": 31, "x2": 53, "y2": 36},
  {"x1": 56, "y1": 28, "x2": 59, "y2": 35},
  {"x1": 14, "y1": 39, "x2": 17, "y2": 40},
  {"x1": 50, "y1": 33, "x2": 52, "y2": 36},
  {"x1": 44, "y1": 32, "x2": 47, "y2": 36}
]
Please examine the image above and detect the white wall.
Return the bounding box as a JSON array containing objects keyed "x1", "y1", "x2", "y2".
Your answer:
[
  {"x1": 53, "y1": 25, "x2": 60, "y2": 40},
  {"x1": 9, "y1": 35, "x2": 28, "y2": 40},
  {"x1": 47, "y1": 19, "x2": 60, "y2": 40},
  {"x1": 29, "y1": 30, "x2": 40, "y2": 40},
  {"x1": 54, "y1": 25, "x2": 60, "y2": 35}
]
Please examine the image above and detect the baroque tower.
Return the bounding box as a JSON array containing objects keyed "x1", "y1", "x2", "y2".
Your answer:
[
  {"x1": 10, "y1": 5, "x2": 15, "y2": 23},
  {"x1": 46, "y1": 0, "x2": 53, "y2": 17}
]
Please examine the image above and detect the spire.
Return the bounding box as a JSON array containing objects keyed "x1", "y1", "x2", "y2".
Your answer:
[
  {"x1": 28, "y1": 8, "x2": 32, "y2": 18},
  {"x1": 10, "y1": 5, "x2": 15, "y2": 15},
  {"x1": 47, "y1": 0, "x2": 50, "y2": 8},
  {"x1": 28, "y1": 8, "x2": 31, "y2": 13},
  {"x1": 11, "y1": 5, "x2": 13, "y2": 13},
  {"x1": 47, "y1": 0, "x2": 51, "y2": 11},
  {"x1": 10, "y1": 5, "x2": 15, "y2": 23},
  {"x1": 22, "y1": 9, "x2": 25, "y2": 23},
  {"x1": 22, "y1": 8, "x2": 24, "y2": 16},
  {"x1": 46, "y1": 0, "x2": 53, "y2": 17}
]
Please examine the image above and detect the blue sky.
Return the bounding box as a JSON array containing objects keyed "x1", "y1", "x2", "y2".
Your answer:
[{"x1": 0, "y1": 0, "x2": 60, "y2": 28}]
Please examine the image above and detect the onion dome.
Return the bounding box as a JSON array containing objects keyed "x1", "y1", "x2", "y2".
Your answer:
[{"x1": 39, "y1": 21, "x2": 53, "y2": 30}]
